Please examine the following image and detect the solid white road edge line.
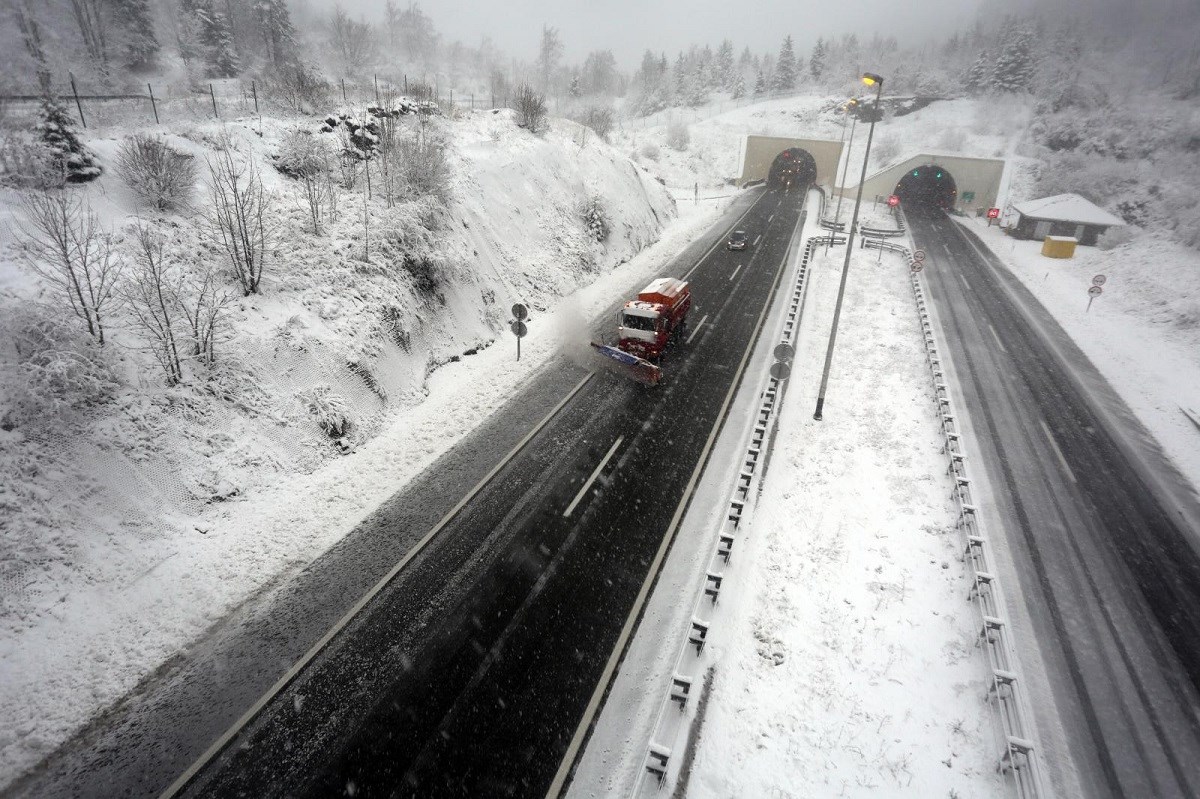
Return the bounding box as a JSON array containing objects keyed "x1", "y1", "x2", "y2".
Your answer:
[
  {"x1": 544, "y1": 206, "x2": 798, "y2": 799},
  {"x1": 685, "y1": 314, "x2": 708, "y2": 345},
  {"x1": 563, "y1": 436, "x2": 625, "y2": 518},
  {"x1": 159, "y1": 371, "x2": 596, "y2": 799},
  {"x1": 1039, "y1": 418, "x2": 1078, "y2": 485},
  {"x1": 728, "y1": 264, "x2": 743, "y2": 281}
]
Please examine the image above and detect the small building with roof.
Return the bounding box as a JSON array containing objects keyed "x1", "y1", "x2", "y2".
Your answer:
[{"x1": 1009, "y1": 193, "x2": 1125, "y2": 246}]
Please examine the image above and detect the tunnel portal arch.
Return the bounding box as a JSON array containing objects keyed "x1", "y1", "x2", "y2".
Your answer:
[
  {"x1": 767, "y1": 148, "x2": 818, "y2": 188},
  {"x1": 894, "y1": 165, "x2": 958, "y2": 209}
]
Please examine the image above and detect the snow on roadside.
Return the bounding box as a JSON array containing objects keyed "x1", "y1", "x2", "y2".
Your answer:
[
  {"x1": 0, "y1": 104, "x2": 720, "y2": 786},
  {"x1": 957, "y1": 219, "x2": 1200, "y2": 493},
  {"x1": 683, "y1": 237, "x2": 1007, "y2": 797}
]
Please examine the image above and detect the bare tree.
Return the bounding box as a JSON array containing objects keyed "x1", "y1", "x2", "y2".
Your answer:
[
  {"x1": 328, "y1": 5, "x2": 377, "y2": 77},
  {"x1": 122, "y1": 223, "x2": 183, "y2": 384},
  {"x1": 116, "y1": 134, "x2": 197, "y2": 211},
  {"x1": 206, "y1": 148, "x2": 272, "y2": 295},
  {"x1": 537, "y1": 25, "x2": 562, "y2": 94},
  {"x1": 12, "y1": 0, "x2": 52, "y2": 93},
  {"x1": 68, "y1": 0, "x2": 111, "y2": 76},
  {"x1": 278, "y1": 130, "x2": 338, "y2": 233},
  {"x1": 18, "y1": 191, "x2": 123, "y2": 345},
  {"x1": 269, "y1": 61, "x2": 330, "y2": 113},
  {"x1": 514, "y1": 84, "x2": 548, "y2": 133},
  {"x1": 179, "y1": 265, "x2": 230, "y2": 367}
]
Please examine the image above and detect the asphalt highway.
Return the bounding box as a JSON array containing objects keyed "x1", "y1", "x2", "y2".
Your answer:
[
  {"x1": 910, "y1": 206, "x2": 1200, "y2": 799},
  {"x1": 10, "y1": 183, "x2": 808, "y2": 799}
]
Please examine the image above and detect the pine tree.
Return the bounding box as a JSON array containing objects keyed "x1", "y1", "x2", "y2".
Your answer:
[
  {"x1": 717, "y1": 40, "x2": 735, "y2": 90},
  {"x1": 993, "y1": 28, "x2": 1035, "y2": 93},
  {"x1": 207, "y1": 8, "x2": 240, "y2": 77},
  {"x1": 112, "y1": 0, "x2": 160, "y2": 71},
  {"x1": 38, "y1": 96, "x2": 102, "y2": 183},
  {"x1": 965, "y1": 50, "x2": 992, "y2": 94},
  {"x1": 810, "y1": 37, "x2": 827, "y2": 81},
  {"x1": 730, "y1": 71, "x2": 745, "y2": 100},
  {"x1": 773, "y1": 35, "x2": 797, "y2": 91},
  {"x1": 255, "y1": 0, "x2": 296, "y2": 69},
  {"x1": 674, "y1": 52, "x2": 687, "y2": 103},
  {"x1": 569, "y1": 75, "x2": 581, "y2": 98},
  {"x1": 753, "y1": 69, "x2": 766, "y2": 95}
]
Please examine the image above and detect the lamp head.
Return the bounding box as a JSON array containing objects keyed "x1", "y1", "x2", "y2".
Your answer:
[{"x1": 862, "y1": 72, "x2": 884, "y2": 87}]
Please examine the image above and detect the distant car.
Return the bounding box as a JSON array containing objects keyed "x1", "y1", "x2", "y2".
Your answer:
[{"x1": 727, "y1": 230, "x2": 749, "y2": 251}]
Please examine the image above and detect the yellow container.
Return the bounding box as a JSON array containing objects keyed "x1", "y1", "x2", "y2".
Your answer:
[{"x1": 1041, "y1": 235, "x2": 1077, "y2": 258}]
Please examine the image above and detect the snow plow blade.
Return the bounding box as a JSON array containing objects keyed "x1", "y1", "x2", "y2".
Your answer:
[{"x1": 590, "y1": 342, "x2": 662, "y2": 386}]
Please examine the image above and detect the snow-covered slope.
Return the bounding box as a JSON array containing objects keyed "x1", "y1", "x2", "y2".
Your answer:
[{"x1": 0, "y1": 106, "x2": 676, "y2": 785}]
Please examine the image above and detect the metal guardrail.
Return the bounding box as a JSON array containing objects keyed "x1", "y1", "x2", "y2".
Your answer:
[
  {"x1": 628, "y1": 202, "x2": 824, "y2": 798},
  {"x1": 888, "y1": 213, "x2": 1047, "y2": 799}
]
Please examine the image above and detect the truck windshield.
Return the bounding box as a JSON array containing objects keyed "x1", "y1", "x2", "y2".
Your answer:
[{"x1": 622, "y1": 313, "x2": 657, "y2": 331}]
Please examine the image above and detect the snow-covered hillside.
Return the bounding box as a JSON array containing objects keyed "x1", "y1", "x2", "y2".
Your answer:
[{"x1": 0, "y1": 104, "x2": 678, "y2": 784}]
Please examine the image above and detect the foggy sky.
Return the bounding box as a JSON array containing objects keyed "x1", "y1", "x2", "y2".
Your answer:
[{"x1": 330, "y1": 0, "x2": 988, "y2": 68}]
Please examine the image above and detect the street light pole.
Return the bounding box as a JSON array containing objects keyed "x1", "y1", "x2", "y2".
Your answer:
[
  {"x1": 825, "y1": 98, "x2": 859, "y2": 255},
  {"x1": 813, "y1": 73, "x2": 885, "y2": 421}
]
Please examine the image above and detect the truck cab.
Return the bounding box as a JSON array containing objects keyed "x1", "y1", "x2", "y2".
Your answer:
[{"x1": 617, "y1": 278, "x2": 691, "y2": 362}]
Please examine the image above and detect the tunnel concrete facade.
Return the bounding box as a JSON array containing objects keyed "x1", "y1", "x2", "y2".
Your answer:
[
  {"x1": 738, "y1": 135, "x2": 843, "y2": 188},
  {"x1": 839, "y1": 154, "x2": 1005, "y2": 213}
]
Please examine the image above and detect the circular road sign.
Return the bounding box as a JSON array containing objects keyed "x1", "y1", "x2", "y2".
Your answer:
[
  {"x1": 773, "y1": 343, "x2": 796, "y2": 362},
  {"x1": 911, "y1": 262, "x2": 925, "y2": 273},
  {"x1": 1087, "y1": 286, "x2": 1103, "y2": 297},
  {"x1": 769, "y1": 361, "x2": 792, "y2": 381},
  {"x1": 912, "y1": 249, "x2": 926, "y2": 262},
  {"x1": 512, "y1": 303, "x2": 528, "y2": 321},
  {"x1": 510, "y1": 320, "x2": 528, "y2": 337},
  {"x1": 1092, "y1": 274, "x2": 1107, "y2": 287}
]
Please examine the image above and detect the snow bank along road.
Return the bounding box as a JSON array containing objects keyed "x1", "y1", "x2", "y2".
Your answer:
[
  {"x1": 910, "y1": 205, "x2": 1200, "y2": 799},
  {"x1": 11, "y1": 184, "x2": 807, "y2": 798}
]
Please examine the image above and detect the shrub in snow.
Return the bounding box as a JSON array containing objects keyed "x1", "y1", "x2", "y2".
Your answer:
[
  {"x1": 666, "y1": 122, "x2": 690, "y2": 152},
  {"x1": 268, "y1": 61, "x2": 330, "y2": 114},
  {"x1": 514, "y1": 84, "x2": 548, "y2": 134},
  {"x1": 36, "y1": 96, "x2": 101, "y2": 183},
  {"x1": 0, "y1": 135, "x2": 58, "y2": 189},
  {"x1": 276, "y1": 131, "x2": 338, "y2": 234},
  {"x1": 571, "y1": 105, "x2": 615, "y2": 142},
  {"x1": 390, "y1": 133, "x2": 449, "y2": 202},
  {"x1": 6, "y1": 308, "x2": 119, "y2": 424},
  {"x1": 301, "y1": 385, "x2": 351, "y2": 438},
  {"x1": 581, "y1": 196, "x2": 610, "y2": 242},
  {"x1": 116, "y1": 135, "x2": 197, "y2": 211},
  {"x1": 639, "y1": 143, "x2": 660, "y2": 161}
]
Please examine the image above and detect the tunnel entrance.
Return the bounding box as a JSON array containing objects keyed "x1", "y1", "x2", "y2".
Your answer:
[
  {"x1": 894, "y1": 165, "x2": 958, "y2": 209},
  {"x1": 768, "y1": 148, "x2": 817, "y2": 189}
]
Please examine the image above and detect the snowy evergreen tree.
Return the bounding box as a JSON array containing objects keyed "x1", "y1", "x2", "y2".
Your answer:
[
  {"x1": 965, "y1": 50, "x2": 992, "y2": 94},
  {"x1": 753, "y1": 69, "x2": 766, "y2": 95},
  {"x1": 810, "y1": 37, "x2": 827, "y2": 81},
  {"x1": 773, "y1": 35, "x2": 797, "y2": 91},
  {"x1": 206, "y1": 8, "x2": 240, "y2": 77},
  {"x1": 738, "y1": 46, "x2": 754, "y2": 74},
  {"x1": 716, "y1": 40, "x2": 735, "y2": 90},
  {"x1": 255, "y1": 0, "x2": 297, "y2": 69},
  {"x1": 569, "y1": 75, "x2": 581, "y2": 98},
  {"x1": 37, "y1": 96, "x2": 102, "y2": 183},
  {"x1": 729, "y1": 71, "x2": 745, "y2": 100},
  {"x1": 993, "y1": 28, "x2": 1036, "y2": 93},
  {"x1": 181, "y1": 0, "x2": 240, "y2": 77},
  {"x1": 112, "y1": 0, "x2": 160, "y2": 71}
]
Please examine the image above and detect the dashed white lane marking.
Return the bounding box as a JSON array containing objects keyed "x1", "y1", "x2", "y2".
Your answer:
[
  {"x1": 958, "y1": 272, "x2": 972, "y2": 291},
  {"x1": 686, "y1": 314, "x2": 708, "y2": 344},
  {"x1": 768, "y1": 213, "x2": 775, "y2": 223},
  {"x1": 563, "y1": 436, "x2": 624, "y2": 518},
  {"x1": 753, "y1": 234, "x2": 763, "y2": 246},
  {"x1": 988, "y1": 323, "x2": 1008, "y2": 353},
  {"x1": 729, "y1": 264, "x2": 743, "y2": 281},
  {"x1": 1039, "y1": 419, "x2": 1078, "y2": 485}
]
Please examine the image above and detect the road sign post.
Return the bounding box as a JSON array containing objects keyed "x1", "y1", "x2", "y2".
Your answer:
[
  {"x1": 511, "y1": 303, "x2": 528, "y2": 360},
  {"x1": 1086, "y1": 285, "x2": 1102, "y2": 313}
]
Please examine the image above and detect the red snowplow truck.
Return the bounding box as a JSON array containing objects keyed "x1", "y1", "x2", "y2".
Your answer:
[{"x1": 591, "y1": 278, "x2": 692, "y2": 386}]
